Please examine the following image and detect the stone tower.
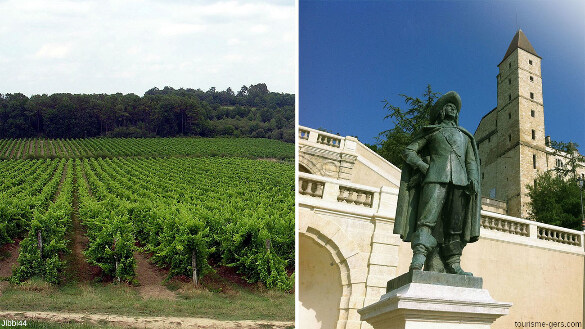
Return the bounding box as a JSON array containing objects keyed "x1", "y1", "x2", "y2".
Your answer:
[{"x1": 475, "y1": 30, "x2": 547, "y2": 218}]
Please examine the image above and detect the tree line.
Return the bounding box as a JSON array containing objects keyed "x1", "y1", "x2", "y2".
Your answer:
[{"x1": 0, "y1": 83, "x2": 294, "y2": 143}]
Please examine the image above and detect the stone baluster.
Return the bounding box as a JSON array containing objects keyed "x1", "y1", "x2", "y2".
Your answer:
[
  {"x1": 337, "y1": 187, "x2": 348, "y2": 202},
  {"x1": 346, "y1": 189, "x2": 355, "y2": 204},
  {"x1": 354, "y1": 191, "x2": 364, "y2": 206},
  {"x1": 364, "y1": 193, "x2": 372, "y2": 207},
  {"x1": 299, "y1": 177, "x2": 324, "y2": 198}
]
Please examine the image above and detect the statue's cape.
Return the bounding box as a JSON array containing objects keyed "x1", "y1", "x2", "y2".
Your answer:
[{"x1": 393, "y1": 125, "x2": 481, "y2": 243}]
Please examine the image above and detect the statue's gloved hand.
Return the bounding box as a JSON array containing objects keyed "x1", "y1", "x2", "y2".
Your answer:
[
  {"x1": 408, "y1": 172, "x2": 423, "y2": 189},
  {"x1": 466, "y1": 179, "x2": 478, "y2": 195}
]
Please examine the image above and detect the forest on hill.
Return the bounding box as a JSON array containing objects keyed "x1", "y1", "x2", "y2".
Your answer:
[{"x1": 0, "y1": 83, "x2": 295, "y2": 143}]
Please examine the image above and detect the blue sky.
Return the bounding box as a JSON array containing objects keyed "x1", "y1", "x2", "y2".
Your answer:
[{"x1": 299, "y1": 0, "x2": 585, "y2": 151}]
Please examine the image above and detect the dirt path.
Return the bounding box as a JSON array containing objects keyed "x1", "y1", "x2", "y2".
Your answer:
[
  {"x1": 0, "y1": 239, "x2": 20, "y2": 279},
  {"x1": 31, "y1": 139, "x2": 36, "y2": 157},
  {"x1": 10, "y1": 139, "x2": 21, "y2": 159},
  {"x1": 64, "y1": 161, "x2": 97, "y2": 283},
  {"x1": 53, "y1": 163, "x2": 68, "y2": 202},
  {"x1": 39, "y1": 139, "x2": 44, "y2": 157},
  {"x1": 134, "y1": 252, "x2": 176, "y2": 300},
  {"x1": 0, "y1": 311, "x2": 294, "y2": 329},
  {"x1": 49, "y1": 140, "x2": 56, "y2": 156}
]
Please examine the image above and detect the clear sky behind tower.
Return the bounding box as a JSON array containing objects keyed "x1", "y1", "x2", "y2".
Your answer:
[{"x1": 299, "y1": 0, "x2": 585, "y2": 151}]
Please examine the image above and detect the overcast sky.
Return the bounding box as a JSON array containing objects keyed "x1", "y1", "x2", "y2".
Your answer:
[{"x1": 0, "y1": 0, "x2": 295, "y2": 96}]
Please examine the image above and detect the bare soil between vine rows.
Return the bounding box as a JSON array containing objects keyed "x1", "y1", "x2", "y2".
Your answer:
[{"x1": 0, "y1": 239, "x2": 20, "y2": 279}]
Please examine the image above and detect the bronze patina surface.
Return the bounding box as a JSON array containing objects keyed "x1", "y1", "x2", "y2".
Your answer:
[{"x1": 393, "y1": 91, "x2": 481, "y2": 276}]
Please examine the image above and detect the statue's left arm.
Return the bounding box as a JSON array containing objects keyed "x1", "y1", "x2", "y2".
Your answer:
[{"x1": 465, "y1": 138, "x2": 479, "y2": 193}]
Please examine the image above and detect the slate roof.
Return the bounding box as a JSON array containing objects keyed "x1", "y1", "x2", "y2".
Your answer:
[{"x1": 500, "y1": 29, "x2": 540, "y2": 65}]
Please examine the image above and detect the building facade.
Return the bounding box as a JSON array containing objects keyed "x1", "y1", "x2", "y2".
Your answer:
[
  {"x1": 474, "y1": 30, "x2": 584, "y2": 218},
  {"x1": 298, "y1": 125, "x2": 584, "y2": 329}
]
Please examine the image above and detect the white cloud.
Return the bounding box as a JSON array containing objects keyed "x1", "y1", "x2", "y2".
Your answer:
[
  {"x1": 222, "y1": 54, "x2": 245, "y2": 63},
  {"x1": 157, "y1": 23, "x2": 206, "y2": 37},
  {"x1": 35, "y1": 43, "x2": 71, "y2": 59},
  {"x1": 14, "y1": 0, "x2": 93, "y2": 15},
  {"x1": 250, "y1": 24, "x2": 269, "y2": 34},
  {"x1": 0, "y1": 0, "x2": 295, "y2": 95},
  {"x1": 227, "y1": 38, "x2": 241, "y2": 45}
]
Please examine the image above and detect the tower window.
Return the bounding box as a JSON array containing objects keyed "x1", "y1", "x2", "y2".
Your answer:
[
  {"x1": 509, "y1": 134, "x2": 511, "y2": 142},
  {"x1": 508, "y1": 94, "x2": 511, "y2": 101},
  {"x1": 482, "y1": 173, "x2": 485, "y2": 180},
  {"x1": 533, "y1": 154, "x2": 537, "y2": 169},
  {"x1": 530, "y1": 92, "x2": 534, "y2": 99},
  {"x1": 530, "y1": 76, "x2": 534, "y2": 82},
  {"x1": 509, "y1": 62, "x2": 512, "y2": 68},
  {"x1": 532, "y1": 130, "x2": 535, "y2": 140},
  {"x1": 508, "y1": 112, "x2": 511, "y2": 120},
  {"x1": 531, "y1": 110, "x2": 535, "y2": 117},
  {"x1": 529, "y1": 60, "x2": 533, "y2": 65},
  {"x1": 508, "y1": 78, "x2": 511, "y2": 85}
]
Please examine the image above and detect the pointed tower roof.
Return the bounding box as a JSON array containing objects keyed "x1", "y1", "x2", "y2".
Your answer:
[{"x1": 500, "y1": 29, "x2": 540, "y2": 65}]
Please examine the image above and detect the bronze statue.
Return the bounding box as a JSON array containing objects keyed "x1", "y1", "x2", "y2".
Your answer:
[{"x1": 393, "y1": 91, "x2": 481, "y2": 276}]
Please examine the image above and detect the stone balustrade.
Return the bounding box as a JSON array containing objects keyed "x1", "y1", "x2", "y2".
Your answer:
[
  {"x1": 298, "y1": 126, "x2": 347, "y2": 150},
  {"x1": 298, "y1": 176, "x2": 324, "y2": 198},
  {"x1": 317, "y1": 134, "x2": 342, "y2": 148},
  {"x1": 481, "y1": 211, "x2": 584, "y2": 248},
  {"x1": 481, "y1": 215, "x2": 529, "y2": 236},
  {"x1": 537, "y1": 226, "x2": 582, "y2": 246},
  {"x1": 337, "y1": 186, "x2": 374, "y2": 208},
  {"x1": 299, "y1": 128, "x2": 310, "y2": 140},
  {"x1": 298, "y1": 172, "x2": 393, "y2": 213},
  {"x1": 299, "y1": 173, "x2": 584, "y2": 251},
  {"x1": 299, "y1": 172, "x2": 585, "y2": 250}
]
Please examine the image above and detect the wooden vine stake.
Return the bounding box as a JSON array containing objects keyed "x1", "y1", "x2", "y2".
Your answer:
[
  {"x1": 192, "y1": 249, "x2": 198, "y2": 285},
  {"x1": 37, "y1": 231, "x2": 43, "y2": 258},
  {"x1": 113, "y1": 236, "x2": 120, "y2": 283}
]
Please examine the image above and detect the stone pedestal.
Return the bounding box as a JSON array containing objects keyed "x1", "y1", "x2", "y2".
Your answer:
[{"x1": 358, "y1": 270, "x2": 512, "y2": 329}]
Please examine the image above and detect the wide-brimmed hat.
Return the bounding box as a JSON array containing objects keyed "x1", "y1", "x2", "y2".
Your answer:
[{"x1": 430, "y1": 91, "x2": 461, "y2": 124}]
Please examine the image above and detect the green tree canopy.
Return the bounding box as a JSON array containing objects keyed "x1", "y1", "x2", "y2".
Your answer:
[
  {"x1": 374, "y1": 85, "x2": 441, "y2": 168},
  {"x1": 548, "y1": 140, "x2": 585, "y2": 180},
  {"x1": 527, "y1": 139, "x2": 584, "y2": 230},
  {"x1": 527, "y1": 170, "x2": 583, "y2": 230},
  {"x1": 0, "y1": 84, "x2": 294, "y2": 143}
]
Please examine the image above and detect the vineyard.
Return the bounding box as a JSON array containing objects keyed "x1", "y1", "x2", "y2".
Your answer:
[
  {"x1": 0, "y1": 138, "x2": 294, "y2": 291},
  {"x1": 0, "y1": 137, "x2": 294, "y2": 160}
]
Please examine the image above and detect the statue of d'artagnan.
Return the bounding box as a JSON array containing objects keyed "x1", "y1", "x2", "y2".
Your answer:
[{"x1": 393, "y1": 91, "x2": 481, "y2": 276}]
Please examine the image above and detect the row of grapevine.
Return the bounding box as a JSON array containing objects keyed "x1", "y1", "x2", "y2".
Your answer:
[
  {"x1": 0, "y1": 138, "x2": 294, "y2": 160},
  {"x1": 0, "y1": 159, "x2": 65, "y2": 245},
  {"x1": 76, "y1": 159, "x2": 138, "y2": 282},
  {"x1": 12, "y1": 160, "x2": 74, "y2": 283},
  {"x1": 76, "y1": 157, "x2": 294, "y2": 289},
  {"x1": 0, "y1": 155, "x2": 294, "y2": 289}
]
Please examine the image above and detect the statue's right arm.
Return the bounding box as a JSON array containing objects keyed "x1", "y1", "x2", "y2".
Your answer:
[{"x1": 403, "y1": 135, "x2": 429, "y2": 174}]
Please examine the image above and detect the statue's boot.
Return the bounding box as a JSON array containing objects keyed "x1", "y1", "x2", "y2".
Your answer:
[
  {"x1": 441, "y1": 240, "x2": 473, "y2": 276},
  {"x1": 444, "y1": 255, "x2": 473, "y2": 276},
  {"x1": 409, "y1": 226, "x2": 436, "y2": 271},
  {"x1": 409, "y1": 245, "x2": 427, "y2": 271}
]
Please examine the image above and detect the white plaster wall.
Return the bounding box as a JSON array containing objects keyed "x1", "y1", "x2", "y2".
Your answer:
[
  {"x1": 299, "y1": 234, "x2": 343, "y2": 329},
  {"x1": 396, "y1": 234, "x2": 584, "y2": 329}
]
